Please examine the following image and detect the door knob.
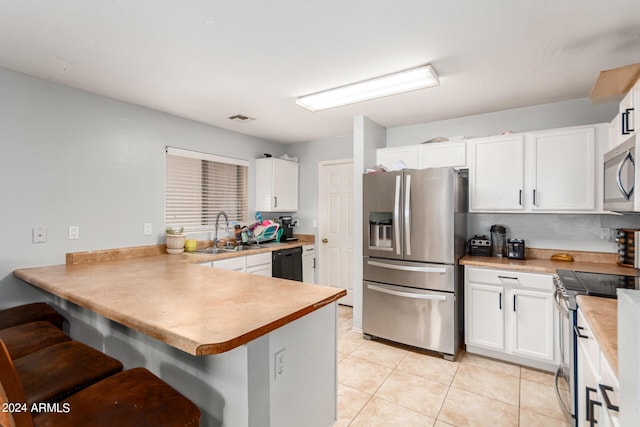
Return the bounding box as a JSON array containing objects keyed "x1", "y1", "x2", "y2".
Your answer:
[{"x1": 322, "y1": 238, "x2": 328, "y2": 243}]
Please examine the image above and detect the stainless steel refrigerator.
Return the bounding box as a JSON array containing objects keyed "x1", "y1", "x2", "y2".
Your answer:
[{"x1": 362, "y1": 167, "x2": 467, "y2": 360}]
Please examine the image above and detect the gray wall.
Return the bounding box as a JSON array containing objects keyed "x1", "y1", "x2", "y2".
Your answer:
[
  {"x1": 386, "y1": 98, "x2": 618, "y2": 146},
  {"x1": 0, "y1": 67, "x2": 283, "y2": 305},
  {"x1": 286, "y1": 134, "x2": 353, "y2": 235},
  {"x1": 386, "y1": 98, "x2": 640, "y2": 253}
]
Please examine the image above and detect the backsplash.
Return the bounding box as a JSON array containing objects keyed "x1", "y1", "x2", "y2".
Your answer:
[{"x1": 468, "y1": 213, "x2": 640, "y2": 253}]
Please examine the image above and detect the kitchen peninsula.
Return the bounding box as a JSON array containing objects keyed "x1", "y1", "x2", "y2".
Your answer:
[{"x1": 13, "y1": 246, "x2": 345, "y2": 427}]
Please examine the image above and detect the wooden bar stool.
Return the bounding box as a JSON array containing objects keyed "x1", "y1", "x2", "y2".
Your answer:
[
  {"x1": 0, "y1": 340, "x2": 201, "y2": 427},
  {"x1": 13, "y1": 340, "x2": 123, "y2": 405},
  {"x1": 0, "y1": 321, "x2": 71, "y2": 359},
  {"x1": 0, "y1": 303, "x2": 65, "y2": 330}
]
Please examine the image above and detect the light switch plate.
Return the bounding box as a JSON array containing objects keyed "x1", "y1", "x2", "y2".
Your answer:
[{"x1": 68, "y1": 226, "x2": 80, "y2": 240}]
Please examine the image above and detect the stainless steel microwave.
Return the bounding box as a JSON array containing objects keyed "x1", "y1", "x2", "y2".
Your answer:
[{"x1": 604, "y1": 135, "x2": 640, "y2": 212}]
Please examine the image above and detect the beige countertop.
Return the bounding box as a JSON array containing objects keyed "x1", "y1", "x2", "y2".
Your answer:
[
  {"x1": 461, "y1": 247, "x2": 638, "y2": 276},
  {"x1": 14, "y1": 240, "x2": 345, "y2": 357},
  {"x1": 576, "y1": 295, "x2": 618, "y2": 375}
]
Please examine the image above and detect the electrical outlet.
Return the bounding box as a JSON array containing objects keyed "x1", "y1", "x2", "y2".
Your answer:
[
  {"x1": 143, "y1": 223, "x2": 153, "y2": 235},
  {"x1": 312, "y1": 219, "x2": 318, "y2": 228},
  {"x1": 68, "y1": 226, "x2": 80, "y2": 240},
  {"x1": 600, "y1": 227, "x2": 610, "y2": 240},
  {"x1": 274, "y1": 349, "x2": 285, "y2": 379},
  {"x1": 32, "y1": 226, "x2": 48, "y2": 243}
]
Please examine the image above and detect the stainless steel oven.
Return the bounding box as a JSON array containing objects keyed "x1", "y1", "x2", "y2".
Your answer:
[
  {"x1": 603, "y1": 135, "x2": 640, "y2": 212},
  {"x1": 554, "y1": 269, "x2": 639, "y2": 426}
]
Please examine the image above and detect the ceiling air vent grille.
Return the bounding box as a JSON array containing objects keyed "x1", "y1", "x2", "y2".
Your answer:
[{"x1": 228, "y1": 114, "x2": 255, "y2": 122}]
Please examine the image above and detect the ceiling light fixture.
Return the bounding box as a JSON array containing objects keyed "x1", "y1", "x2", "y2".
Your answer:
[{"x1": 296, "y1": 64, "x2": 439, "y2": 112}]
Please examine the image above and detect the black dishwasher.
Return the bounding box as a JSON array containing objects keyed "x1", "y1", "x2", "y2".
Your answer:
[{"x1": 272, "y1": 247, "x2": 303, "y2": 281}]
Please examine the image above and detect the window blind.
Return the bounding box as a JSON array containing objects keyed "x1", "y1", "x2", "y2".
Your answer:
[{"x1": 166, "y1": 147, "x2": 249, "y2": 232}]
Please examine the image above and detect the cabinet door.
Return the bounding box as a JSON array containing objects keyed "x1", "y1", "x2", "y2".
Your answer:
[
  {"x1": 529, "y1": 127, "x2": 595, "y2": 211},
  {"x1": 577, "y1": 328, "x2": 603, "y2": 427},
  {"x1": 469, "y1": 136, "x2": 525, "y2": 211},
  {"x1": 246, "y1": 253, "x2": 272, "y2": 277},
  {"x1": 465, "y1": 283, "x2": 505, "y2": 350},
  {"x1": 377, "y1": 146, "x2": 419, "y2": 169},
  {"x1": 418, "y1": 141, "x2": 466, "y2": 168},
  {"x1": 272, "y1": 159, "x2": 298, "y2": 211},
  {"x1": 510, "y1": 289, "x2": 555, "y2": 361},
  {"x1": 255, "y1": 158, "x2": 299, "y2": 212}
]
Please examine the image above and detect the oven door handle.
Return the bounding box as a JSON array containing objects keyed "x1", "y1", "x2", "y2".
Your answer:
[
  {"x1": 554, "y1": 366, "x2": 574, "y2": 419},
  {"x1": 367, "y1": 284, "x2": 447, "y2": 301}
]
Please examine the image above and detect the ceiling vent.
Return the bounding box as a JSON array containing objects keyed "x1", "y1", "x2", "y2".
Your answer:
[{"x1": 228, "y1": 114, "x2": 255, "y2": 122}]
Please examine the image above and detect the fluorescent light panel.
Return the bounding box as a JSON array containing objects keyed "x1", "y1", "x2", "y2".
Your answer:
[{"x1": 296, "y1": 65, "x2": 439, "y2": 112}]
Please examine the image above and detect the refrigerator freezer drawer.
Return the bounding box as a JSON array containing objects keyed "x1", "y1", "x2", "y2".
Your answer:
[
  {"x1": 363, "y1": 258, "x2": 455, "y2": 292},
  {"x1": 363, "y1": 281, "x2": 455, "y2": 355}
]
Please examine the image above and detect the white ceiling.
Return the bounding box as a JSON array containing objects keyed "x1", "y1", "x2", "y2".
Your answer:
[{"x1": 1, "y1": 1, "x2": 639, "y2": 143}]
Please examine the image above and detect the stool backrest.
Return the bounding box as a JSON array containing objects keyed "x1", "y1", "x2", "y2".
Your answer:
[{"x1": 0, "y1": 339, "x2": 34, "y2": 427}]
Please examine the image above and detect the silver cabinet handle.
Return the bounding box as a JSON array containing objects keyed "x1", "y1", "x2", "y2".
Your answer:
[
  {"x1": 367, "y1": 284, "x2": 446, "y2": 301},
  {"x1": 274, "y1": 196, "x2": 278, "y2": 207},
  {"x1": 367, "y1": 260, "x2": 446, "y2": 273},
  {"x1": 405, "y1": 174, "x2": 412, "y2": 256},
  {"x1": 533, "y1": 189, "x2": 537, "y2": 206},
  {"x1": 393, "y1": 175, "x2": 401, "y2": 255}
]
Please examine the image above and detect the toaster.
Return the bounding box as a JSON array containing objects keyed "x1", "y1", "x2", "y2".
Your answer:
[{"x1": 507, "y1": 239, "x2": 526, "y2": 260}]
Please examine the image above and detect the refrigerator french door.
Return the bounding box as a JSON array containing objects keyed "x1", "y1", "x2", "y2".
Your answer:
[
  {"x1": 363, "y1": 168, "x2": 463, "y2": 263},
  {"x1": 362, "y1": 168, "x2": 467, "y2": 359}
]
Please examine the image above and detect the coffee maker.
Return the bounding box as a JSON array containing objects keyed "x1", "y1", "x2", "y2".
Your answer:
[{"x1": 278, "y1": 216, "x2": 297, "y2": 242}]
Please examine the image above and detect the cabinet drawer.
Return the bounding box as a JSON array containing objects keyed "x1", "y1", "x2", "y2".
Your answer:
[
  {"x1": 246, "y1": 252, "x2": 272, "y2": 268},
  {"x1": 213, "y1": 257, "x2": 245, "y2": 271},
  {"x1": 466, "y1": 267, "x2": 553, "y2": 291}
]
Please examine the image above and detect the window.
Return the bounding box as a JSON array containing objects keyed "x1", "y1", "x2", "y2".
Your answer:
[{"x1": 165, "y1": 147, "x2": 249, "y2": 232}]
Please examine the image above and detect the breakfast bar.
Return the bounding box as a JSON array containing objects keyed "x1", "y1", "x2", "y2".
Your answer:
[{"x1": 14, "y1": 248, "x2": 345, "y2": 427}]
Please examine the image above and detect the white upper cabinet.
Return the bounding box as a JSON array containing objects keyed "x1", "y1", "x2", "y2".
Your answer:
[
  {"x1": 528, "y1": 126, "x2": 595, "y2": 211},
  {"x1": 610, "y1": 78, "x2": 640, "y2": 149},
  {"x1": 376, "y1": 145, "x2": 419, "y2": 169},
  {"x1": 377, "y1": 141, "x2": 466, "y2": 170},
  {"x1": 469, "y1": 125, "x2": 605, "y2": 213},
  {"x1": 255, "y1": 158, "x2": 299, "y2": 212},
  {"x1": 418, "y1": 141, "x2": 467, "y2": 169},
  {"x1": 468, "y1": 135, "x2": 525, "y2": 211}
]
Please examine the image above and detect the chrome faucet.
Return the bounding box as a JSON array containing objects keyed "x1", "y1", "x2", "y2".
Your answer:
[{"x1": 213, "y1": 211, "x2": 230, "y2": 249}]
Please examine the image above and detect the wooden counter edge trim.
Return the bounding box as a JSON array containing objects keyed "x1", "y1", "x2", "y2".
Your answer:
[{"x1": 194, "y1": 290, "x2": 347, "y2": 356}]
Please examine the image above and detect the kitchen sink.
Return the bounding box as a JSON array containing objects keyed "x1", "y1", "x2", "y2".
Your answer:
[{"x1": 194, "y1": 247, "x2": 242, "y2": 254}]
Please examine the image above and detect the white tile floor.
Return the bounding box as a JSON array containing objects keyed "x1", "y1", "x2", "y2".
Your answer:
[{"x1": 336, "y1": 305, "x2": 571, "y2": 427}]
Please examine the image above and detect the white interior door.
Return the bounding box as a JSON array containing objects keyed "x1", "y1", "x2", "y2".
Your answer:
[{"x1": 318, "y1": 159, "x2": 354, "y2": 306}]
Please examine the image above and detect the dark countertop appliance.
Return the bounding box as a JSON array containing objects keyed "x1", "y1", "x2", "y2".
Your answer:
[
  {"x1": 553, "y1": 269, "x2": 639, "y2": 424},
  {"x1": 507, "y1": 239, "x2": 525, "y2": 260},
  {"x1": 469, "y1": 235, "x2": 491, "y2": 256},
  {"x1": 278, "y1": 216, "x2": 298, "y2": 242}
]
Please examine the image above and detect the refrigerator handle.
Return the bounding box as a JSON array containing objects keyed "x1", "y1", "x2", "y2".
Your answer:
[
  {"x1": 405, "y1": 173, "x2": 411, "y2": 256},
  {"x1": 394, "y1": 175, "x2": 401, "y2": 255},
  {"x1": 366, "y1": 260, "x2": 447, "y2": 273},
  {"x1": 367, "y1": 284, "x2": 447, "y2": 301}
]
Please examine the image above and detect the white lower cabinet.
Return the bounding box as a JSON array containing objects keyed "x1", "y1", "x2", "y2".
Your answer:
[
  {"x1": 465, "y1": 267, "x2": 556, "y2": 369},
  {"x1": 465, "y1": 283, "x2": 505, "y2": 351},
  {"x1": 209, "y1": 252, "x2": 273, "y2": 277},
  {"x1": 576, "y1": 309, "x2": 620, "y2": 427},
  {"x1": 246, "y1": 253, "x2": 272, "y2": 277}
]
